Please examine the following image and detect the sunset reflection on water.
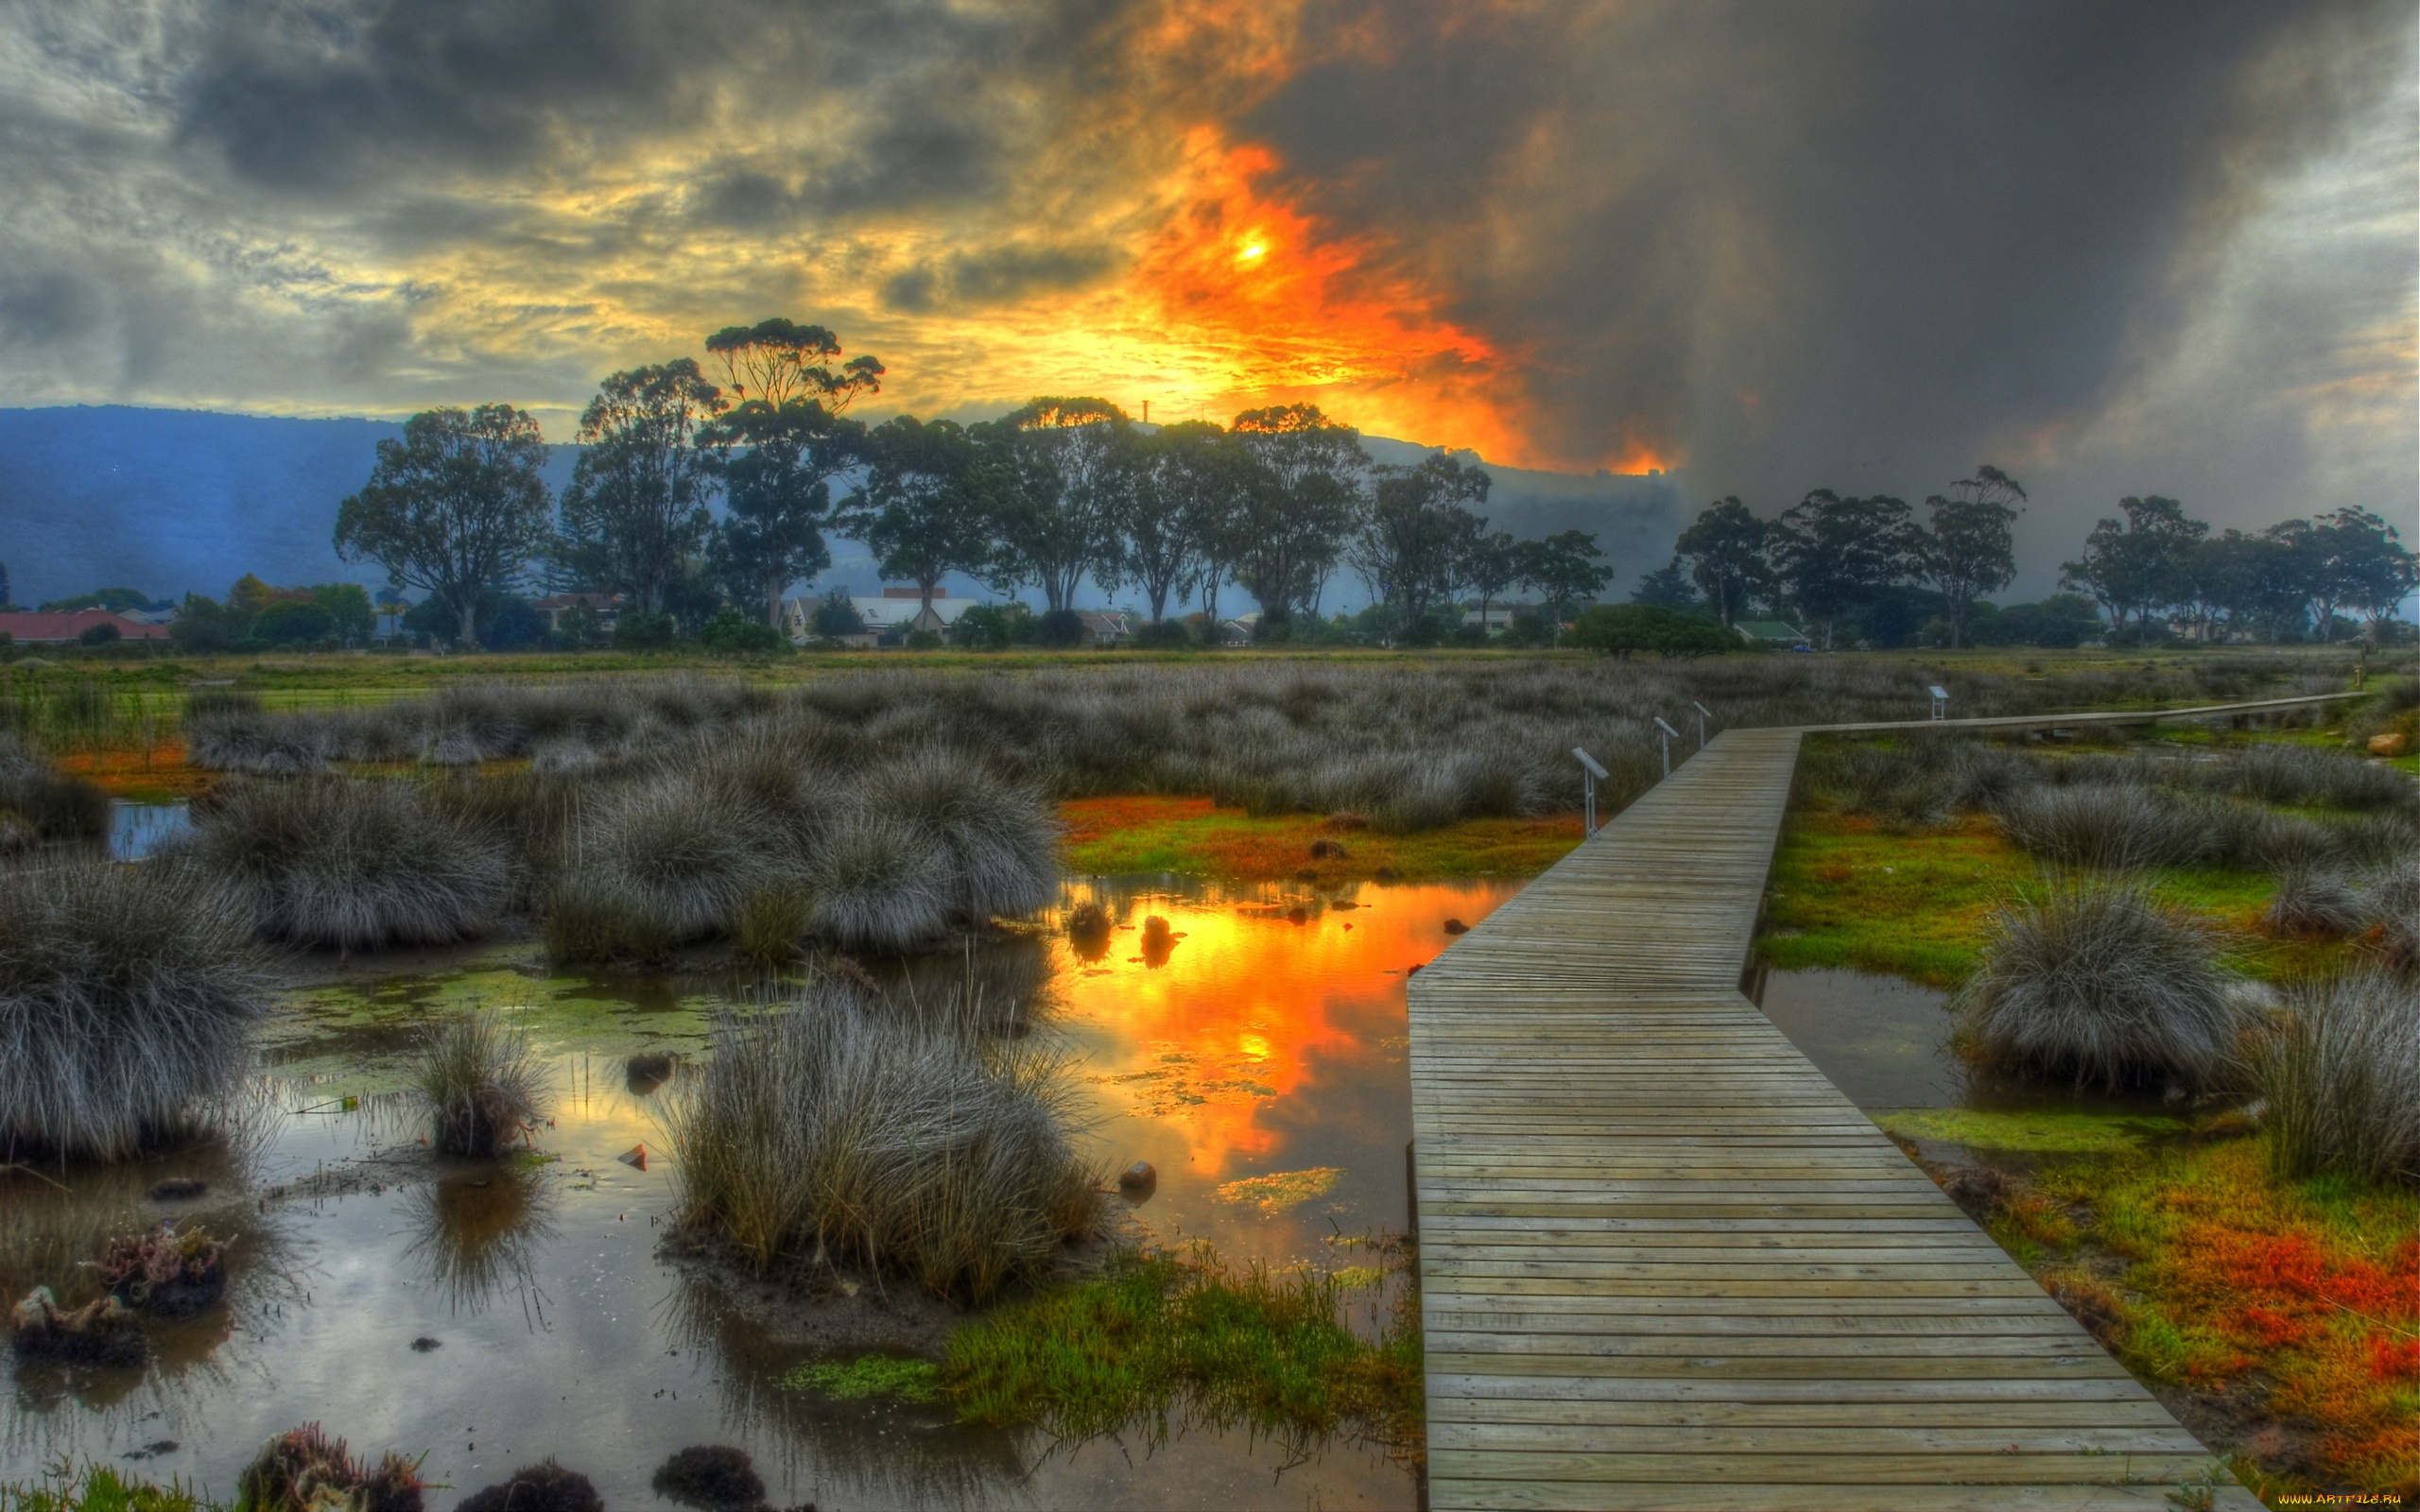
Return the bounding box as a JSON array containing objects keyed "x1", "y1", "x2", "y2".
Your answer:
[{"x1": 1050, "y1": 875, "x2": 1525, "y2": 1263}]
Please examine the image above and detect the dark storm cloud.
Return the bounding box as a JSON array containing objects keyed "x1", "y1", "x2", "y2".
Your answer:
[
  {"x1": 883, "y1": 244, "x2": 1118, "y2": 314},
  {"x1": 1244, "y1": 0, "x2": 2415, "y2": 573}
]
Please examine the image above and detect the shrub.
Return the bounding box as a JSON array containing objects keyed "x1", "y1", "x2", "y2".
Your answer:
[
  {"x1": 612, "y1": 610, "x2": 679, "y2": 651},
  {"x1": 649, "y1": 1447, "x2": 763, "y2": 1512},
  {"x1": 0, "y1": 737, "x2": 108, "y2": 853},
  {"x1": 415, "y1": 1010, "x2": 547, "y2": 1159},
  {"x1": 1033, "y1": 609, "x2": 1086, "y2": 649},
  {"x1": 184, "y1": 779, "x2": 512, "y2": 949},
  {"x1": 2233, "y1": 743, "x2": 2416, "y2": 812},
  {"x1": 1130, "y1": 619, "x2": 1192, "y2": 650},
  {"x1": 1566, "y1": 604, "x2": 1733, "y2": 659},
  {"x1": 903, "y1": 627, "x2": 943, "y2": 651},
  {"x1": 0, "y1": 860, "x2": 267, "y2": 1160},
  {"x1": 700, "y1": 610, "x2": 786, "y2": 656},
  {"x1": 454, "y1": 1462, "x2": 597, "y2": 1512},
  {"x1": 659, "y1": 979, "x2": 1099, "y2": 1300},
  {"x1": 2254, "y1": 968, "x2": 2420, "y2": 1185},
  {"x1": 1952, "y1": 883, "x2": 2242, "y2": 1091},
  {"x1": 732, "y1": 885, "x2": 814, "y2": 970}
]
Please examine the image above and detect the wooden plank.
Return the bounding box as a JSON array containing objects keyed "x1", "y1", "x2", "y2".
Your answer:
[{"x1": 1407, "y1": 721, "x2": 2252, "y2": 1510}]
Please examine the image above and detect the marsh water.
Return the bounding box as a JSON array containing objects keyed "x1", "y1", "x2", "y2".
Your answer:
[{"x1": 1, "y1": 875, "x2": 1516, "y2": 1509}]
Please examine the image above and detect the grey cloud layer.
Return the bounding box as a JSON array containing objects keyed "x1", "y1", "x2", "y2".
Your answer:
[{"x1": 0, "y1": 0, "x2": 2410, "y2": 593}]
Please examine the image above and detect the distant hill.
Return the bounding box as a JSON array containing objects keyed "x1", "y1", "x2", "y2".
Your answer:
[{"x1": 0, "y1": 405, "x2": 1692, "y2": 611}]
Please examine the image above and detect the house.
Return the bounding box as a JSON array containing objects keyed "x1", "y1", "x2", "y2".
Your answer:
[
  {"x1": 0, "y1": 610, "x2": 170, "y2": 644},
  {"x1": 532, "y1": 593, "x2": 620, "y2": 636},
  {"x1": 786, "y1": 588, "x2": 981, "y2": 645},
  {"x1": 1460, "y1": 605, "x2": 1521, "y2": 633},
  {"x1": 1075, "y1": 610, "x2": 1132, "y2": 646},
  {"x1": 1735, "y1": 619, "x2": 1811, "y2": 650},
  {"x1": 1219, "y1": 610, "x2": 1261, "y2": 644}
]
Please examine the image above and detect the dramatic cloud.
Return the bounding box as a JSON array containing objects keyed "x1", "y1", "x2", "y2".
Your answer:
[{"x1": 0, "y1": 0, "x2": 2409, "y2": 589}]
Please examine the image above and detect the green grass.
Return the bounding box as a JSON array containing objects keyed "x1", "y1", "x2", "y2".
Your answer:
[
  {"x1": 1756, "y1": 807, "x2": 2363, "y2": 988},
  {"x1": 0, "y1": 1468, "x2": 220, "y2": 1512},
  {"x1": 781, "y1": 1245, "x2": 1424, "y2": 1452},
  {"x1": 780, "y1": 1354, "x2": 943, "y2": 1402},
  {"x1": 1875, "y1": 1108, "x2": 2189, "y2": 1155}
]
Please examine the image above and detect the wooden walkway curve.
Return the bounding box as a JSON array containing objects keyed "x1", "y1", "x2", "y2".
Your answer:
[{"x1": 1403, "y1": 695, "x2": 2364, "y2": 1510}]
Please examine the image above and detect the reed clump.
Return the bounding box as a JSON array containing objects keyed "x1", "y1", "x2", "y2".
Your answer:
[
  {"x1": 0, "y1": 859, "x2": 267, "y2": 1160},
  {"x1": 415, "y1": 1010, "x2": 547, "y2": 1159},
  {"x1": 1952, "y1": 882, "x2": 2244, "y2": 1091},
  {"x1": 2253, "y1": 968, "x2": 2420, "y2": 1185},
  {"x1": 0, "y1": 733, "x2": 108, "y2": 854},
  {"x1": 660, "y1": 977, "x2": 1100, "y2": 1301},
  {"x1": 237, "y1": 1423, "x2": 426, "y2": 1512},
  {"x1": 183, "y1": 778, "x2": 511, "y2": 950}
]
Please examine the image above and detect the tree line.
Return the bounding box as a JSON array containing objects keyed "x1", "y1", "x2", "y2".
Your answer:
[
  {"x1": 1645, "y1": 470, "x2": 2414, "y2": 650},
  {"x1": 325, "y1": 318, "x2": 1620, "y2": 650}
]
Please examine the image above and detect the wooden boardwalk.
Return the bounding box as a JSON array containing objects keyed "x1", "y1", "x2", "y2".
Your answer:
[{"x1": 1407, "y1": 716, "x2": 2280, "y2": 1511}]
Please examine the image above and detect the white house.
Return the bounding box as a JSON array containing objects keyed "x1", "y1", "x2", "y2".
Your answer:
[{"x1": 786, "y1": 587, "x2": 981, "y2": 644}]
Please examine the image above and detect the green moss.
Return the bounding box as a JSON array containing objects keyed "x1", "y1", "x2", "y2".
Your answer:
[
  {"x1": 0, "y1": 1468, "x2": 221, "y2": 1512},
  {"x1": 1875, "y1": 1108, "x2": 2189, "y2": 1155},
  {"x1": 780, "y1": 1354, "x2": 943, "y2": 1403}
]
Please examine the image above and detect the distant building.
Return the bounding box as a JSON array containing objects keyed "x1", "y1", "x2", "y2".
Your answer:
[
  {"x1": 531, "y1": 593, "x2": 621, "y2": 636},
  {"x1": 0, "y1": 610, "x2": 170, "y2": 644},
  {"x1": 786, "y1": 589, "x2": 981, "y2": 645},
  {"x1": 1075, "y1": 610, "x2": 1132, "y2": 646},
  {"x1": 1735, "y1": 619, "x2": 1811, "y2": 650},
  {"x1": 1461, "y1": 605, "x2": 1522, "y2": 633}
]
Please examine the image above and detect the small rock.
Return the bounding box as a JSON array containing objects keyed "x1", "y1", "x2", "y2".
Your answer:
[
  {"x1": 2369, "y1": 731, "x2": 2410, "y2": 756},
  {"x1": 148, "y1": 1178, "x2": 206, "y2": 1201},
  {"x1": 1442, "y1": 918, "x2": 1468, "y2": 936},
  {"x1": 617, "y1": 1143, "x2": 649, "y2": 1171},
  {"x1": 410, "y1": 1336, "x2": 442, "y2": 1352},
  {"x1": 1117, "y1": 1160, "x2": 1157, "y2": 1194},
  {"x1": 1407, "y1": 962, "x2": 1424, "y2": 976},
  {"x1": 1286, "y1": 904, "x2": 1309, "y2": 924}
]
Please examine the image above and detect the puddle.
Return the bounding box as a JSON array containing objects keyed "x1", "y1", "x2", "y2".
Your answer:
[
  {"x1": 1, "y1": 874, "x2": 1516, "y2": 1505},
  {"x1": 107, "y1": 800, "x2": 188, "y2": 861}
]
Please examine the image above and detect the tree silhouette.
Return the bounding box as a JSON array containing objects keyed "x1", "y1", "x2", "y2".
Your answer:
[{"x1": 336, "y1": 404, "x2": 553, "y2": 646}]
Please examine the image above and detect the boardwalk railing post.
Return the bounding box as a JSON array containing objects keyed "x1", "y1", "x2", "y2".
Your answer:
[
  {"x1": 1652, "y1": 715, "x2": 1680, "y2": 777},
  {"x1": 1693, "y1": 699, "x2": 1712, "y2": 749},
  {"x1": 1571, "y1": 746, "x2": 1607, "y2": 833}
]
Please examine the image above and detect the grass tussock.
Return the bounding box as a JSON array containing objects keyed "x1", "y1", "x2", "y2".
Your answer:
[
  {"x1": 183, "y1": 778, "x2": 511, "y2": 950},
  {"x1": 2366, "y1": 854, "x2": 2420, "y2": 971},
  {"x1": 659, "y1": 977, "x2": 1098, "y2": 1301},
  {"x1": 2254, "y1": 968, "x2": 2420, "y2": 1186},
  {"x1": 235, "y1": 1423, "x2": 424, "y2": 1512},
  {"x1": 414, "y1": 1010, "x2": 547, "y2": 1159},
  {"x1": 1952, "y1": 882, "x2": 2244, "y2": 1091},
  {"x1": 0, "y1": 859, "x2": 267, "y2": 1160},
  {"x1": 0, "y1": 733, "x2": 109, "y2": 854},
  {"x1": 942, "y1": 1242, "x2": 1421, "y2": 1451}
]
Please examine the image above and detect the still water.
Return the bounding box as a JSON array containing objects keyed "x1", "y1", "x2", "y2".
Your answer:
[{"x1": 1, "y1": 875, "x2": 1518, "y2": 1508}]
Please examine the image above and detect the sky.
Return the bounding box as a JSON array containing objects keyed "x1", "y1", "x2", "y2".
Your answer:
[{"x1": 0, "y1": 0, "x2": 2412, "y2": 594}]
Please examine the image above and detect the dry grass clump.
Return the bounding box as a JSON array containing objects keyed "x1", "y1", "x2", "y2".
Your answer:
[
  {"x1": 1952, "y1": 883, "x2": 2244, "y2": 1091},
  {"x1": 414, "y1": 1010, "x2": 547, "y2": 1159},
  {"x1": 182, "y1": 778, "x2": 511, "y2": 949},
  {"x1": 2364, "y1": 855, "x2": 2420, "y2": 971},
  {"x1": 1993, "y1": 783, "x2": 2207, "y2": 869},
  {"x1": 2267, "y1": 868, "x2": 2365, "y2": 936},
  {"x1": 548, "y1": 769, "x2": 776, "y2": 945},
  {"x1": 855, "y1": 747, "x2": 1058, "y2": 922},
  {"x1": 2230, "y1": 742, "x2": 2416, "y2": 812},
  {"x1": 0, "y1": 859, "x2": 267, "y2": 1160},
  {"x1": 2254, "y1": 968, "x2": 2420, "y2": 1185},
  {"x1": 0, "y1": 733, "x2": 108, "y2": 854},
  {"x1": 659, "y1": 977, "x2": 1100, "y2": 1301}
]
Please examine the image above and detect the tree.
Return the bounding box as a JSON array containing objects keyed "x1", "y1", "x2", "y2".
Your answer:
[
  {"x1": 704, "y1": 399, "x2": 862, "y2": 627},
  {"x1": 1770, "y1": 491, "x2": 1919, "y2": 650},
  {"x1": 1514, "y1": 530, "x2": 1613, "y2": 644},
  {"x1": 983, "y1": 397, "x2": 1132, "y2": 612},
  {"x1": 2059, "y1": 495, "x2": 2205, "y2": 639},
  {"x1": 1920, "y1": 465, "x2": 2024, "y2": 648},
  {"x1": 1673, "y1": 497, "x2": 1774, "y2": 628},
  {"x1": 1631, "y1": 558, "x2": 1703, "y2": 611},
  {"x1": 335, "y1": 404, "x2": 554, "y2": 646},
  {"x1": 849, "y1": 416, "x2": 994, "y2": 615},
  {"x1": 1461, "y1": 530, "x2": 1521, "y2": 638},
  {"x1": 1169, "y1": 424, "x2": 1254, "y2": 634},
  {"x1": 1119, "y1": 421, "x2": 1219, "y2": 623},
  {"x1": 1348, "y1": 452, "x2": 1490, "y2": 633},
  {"x1": 557, "y1": 362, "x2": 726, "y2": 615},
  {"x1": 2315, "y1": 507, "x2": 2417, "y2": 635},
  {"x1": 702, "y1": 318, "x2": 884, "y2": 412},
  {"x1": 1229, "y1": 404, "x2": 1367, "y2": 627}
]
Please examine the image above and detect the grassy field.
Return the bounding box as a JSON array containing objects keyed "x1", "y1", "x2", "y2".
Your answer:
[{"x1": 1061, "y1": 795, "x2": 1583, "y2": 881}]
